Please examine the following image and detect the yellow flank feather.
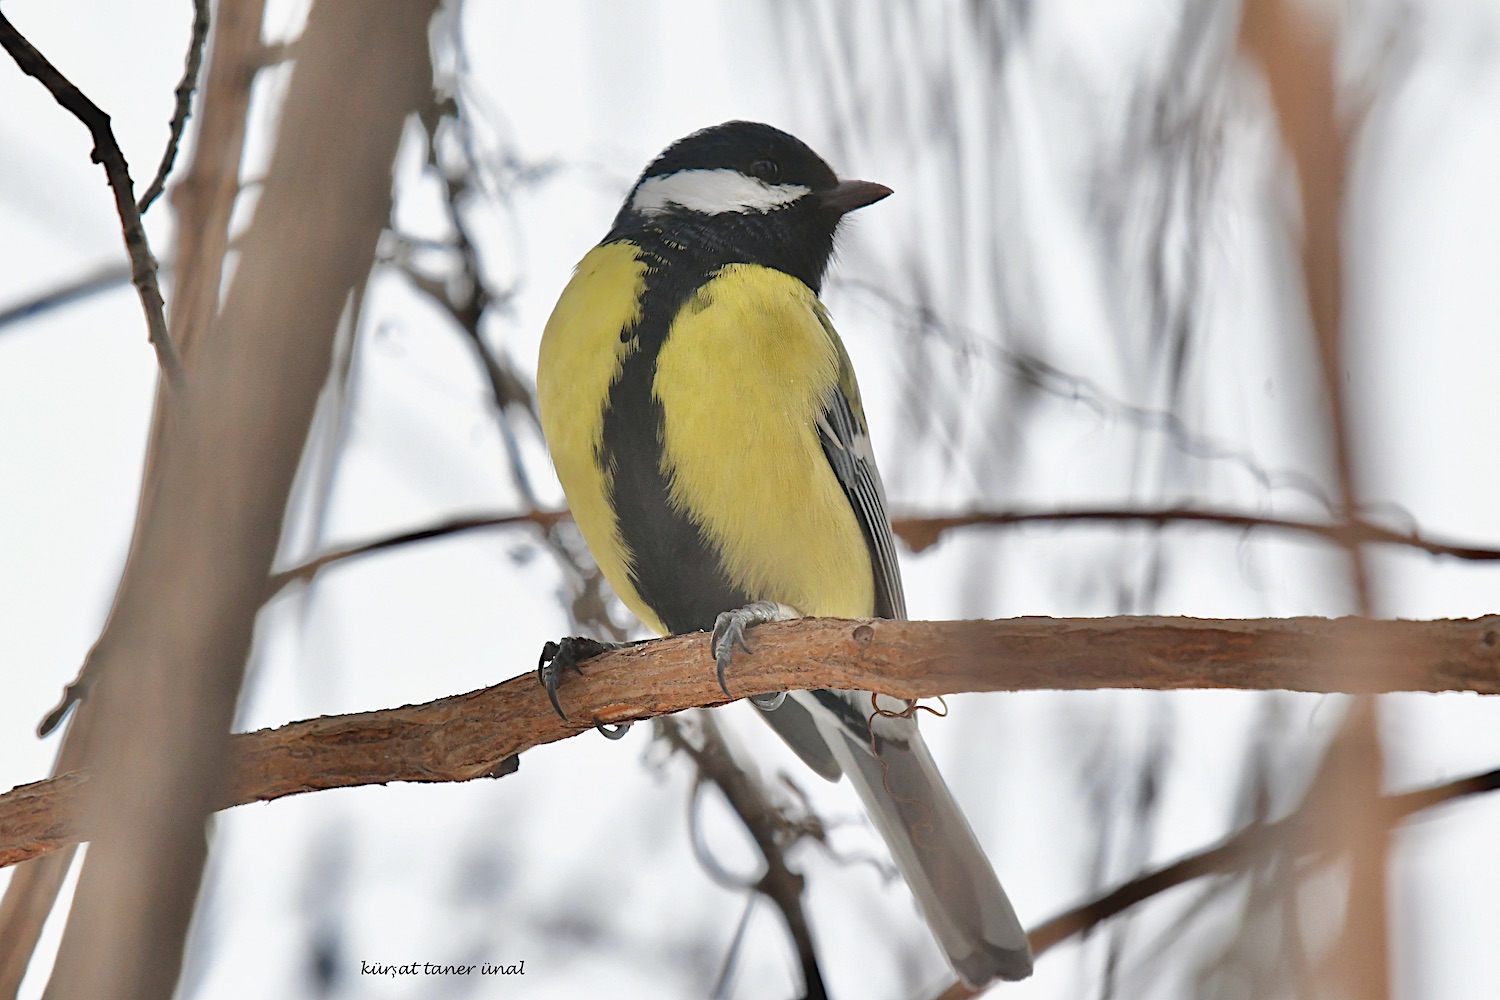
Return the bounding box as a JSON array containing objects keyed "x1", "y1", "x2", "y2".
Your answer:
[
  {"x1": 653, "y1": 264, "x2": 876, "y2": 619},
  {"x1": 537, "y1": 242, "x2": 667, "y2": 635}
]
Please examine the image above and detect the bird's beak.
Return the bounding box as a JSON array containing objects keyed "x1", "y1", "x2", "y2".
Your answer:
[{"x1": 817, "y1": 179, "x2": 893, "y2": 215}]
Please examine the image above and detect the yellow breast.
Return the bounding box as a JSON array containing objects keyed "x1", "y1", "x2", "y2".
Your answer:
[
  {"x1": 653, "y1": 264, "x2": 874, "y2": 619},
  {"x1": 539, "y1": 248, "x2": 875, "y2": 635}
]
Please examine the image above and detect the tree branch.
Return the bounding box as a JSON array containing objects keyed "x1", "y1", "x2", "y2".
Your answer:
[
  {"x1": 262, "y1": 506, "x2": 1500, "y2": 607},
  {"x1": 28, "y1": 1, "x2": 269, "y2": 745},
  {"x1": 890, "y1": 507, "x2": 1500, "y2": 561},
  {"x1": 136, "y1": 0, "x2": 210, "y2": 215},
  {"x1": 264, "y1": 510, "x2": 566, "y2": 599},
  {"x1": 0, "y1": 11, "x2": 185, "y2": 385},
  {"x1": 166, "y1": 0, "x2": 266, "y2": 364},
  {"x1": 5, "y1": 615, "x2": 1499, "y2": 870},
  {"x1": 1243, "y1": 2, "x2": 1391, "y2": 995},
  {"x1": 0, "y1": 262, "x2": 134, "y2": 335},
  {"x1": 930, "y1": 763, "x2": 1500, "y2": 1000},
  {"x1": 39, "y1": 5, "x2": 441, "y2": 998},
  {"x1": 659, "y1": 714, "x2": 827, "y2": 1000}
]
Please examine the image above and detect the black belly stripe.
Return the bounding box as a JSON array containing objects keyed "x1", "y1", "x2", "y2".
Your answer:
[{"x1": 599, "y1": 235, "x2": 750, "y2": 635}]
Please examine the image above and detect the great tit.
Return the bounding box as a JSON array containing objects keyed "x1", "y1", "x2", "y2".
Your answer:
[{"x1": 535, "y1": 121, "x2": 1032, "y2": 986}]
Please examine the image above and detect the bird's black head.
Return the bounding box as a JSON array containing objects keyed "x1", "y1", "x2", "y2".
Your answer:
[{"x1": 607, "y1": 121, "x2": 891, "y2": 292}]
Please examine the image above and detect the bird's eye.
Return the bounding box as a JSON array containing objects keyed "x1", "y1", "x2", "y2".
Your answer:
[{"x1": 750, "y1": 158, "x2": 781, "y2": 183}]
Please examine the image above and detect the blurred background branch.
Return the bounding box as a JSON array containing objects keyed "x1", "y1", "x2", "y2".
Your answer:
[
  {"x1": 258, "y1": 504, "x2": 1500, "y2": 603},
  {"x1": 1242, "y1": 1, "x2": 1391, "y2": 996},
  {"x1": 19, "y1": 4, "x2": 440, "y2": 999}
]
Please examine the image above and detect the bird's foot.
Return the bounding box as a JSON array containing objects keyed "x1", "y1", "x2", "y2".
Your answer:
[
  {"x1": 537, "y1": 637, "x2": 635, "y2": 739},
  {"x1": 710, "y1": 601, "x2": 800, "y2": 705}
]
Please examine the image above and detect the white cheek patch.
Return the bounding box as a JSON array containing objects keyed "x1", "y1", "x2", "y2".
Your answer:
[{"x1": 631, "y1": 168, "x2": 810, "y2": 216}]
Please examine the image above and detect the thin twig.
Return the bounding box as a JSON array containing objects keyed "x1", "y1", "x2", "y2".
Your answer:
[
  {"x1": 890, "y1": 507, "x2": 1500, "y2": 561},
  {"x1": 932, "y1": 765, "x2": 1500, "y2": 999},
  {"x1": 258, "y1": 506, "x2": 1500, "y2": 607},
  {"x1": 0, "y1": 12, "x2": 185, "y2": 386},
  {"x1": 136, "y1": 0, "x2": 210, "y2": 215},
  {"x1": 393, "y1": 100, "x2": 625, "y2": 644},
  {"x1": 834, "y1": 276, "x2": 1339, "y2": 515},
  {"x1": 263, "y1": 509, "x2": 568, "y2": 600},
  {"x1": 0, "y1": 262, "x2": 133, "y2": 333}
]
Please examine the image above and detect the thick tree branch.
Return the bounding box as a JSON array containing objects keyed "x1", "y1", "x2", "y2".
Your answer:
[
  {"x1": 167, "y1": 0, "x2": 266, "y2": 364},
  {"x1": 4, "y1": 615, "x2": 1498, "y2": 870},
  {"x1": 0, "y1": 11, "x2": 185, "y2": 385},
  {"x1": 1244, "y1": 2, "x2": 1390, "y2": 995},
  {"x1": 31, "y1": 0, "x2": 273, "y2": 742},
  {"x1": 40, "y1": 5, "x2": 440, "y2": 999}
]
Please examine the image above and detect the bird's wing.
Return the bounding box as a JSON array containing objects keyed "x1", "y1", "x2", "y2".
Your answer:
[
  {"x1": 754, "y1": 301, "x2": 905, "y2": 782},
  {"x1": 811, "y1": 306, "x2": 907, "y2": 621},
  {"x1": 763, "y1": 301, "x2": 1032, "y2": 984}
]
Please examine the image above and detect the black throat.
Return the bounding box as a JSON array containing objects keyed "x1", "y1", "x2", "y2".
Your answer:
[{"x1": 605, "y1": 203, "x2": 836, "y2": 295}]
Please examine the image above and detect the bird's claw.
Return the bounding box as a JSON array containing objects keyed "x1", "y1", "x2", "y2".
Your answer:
[
  {"x1": 537, "y1": 636, "x2": 614, "y2": 721},
  {"x1": 710, "y1": 601, "x2": 799, "y2": 702},
  {"x1": 711, "y1": 611, "x2": 755, "y2": 698},
  {"x1": 593, "y1": 718, "x2": 633, "y2": 740}
]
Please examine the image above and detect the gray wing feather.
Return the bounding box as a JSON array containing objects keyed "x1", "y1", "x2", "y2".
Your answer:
[
  {"x1": 816, "y1": 393, "x2": 906, "y2": 620},
  {"x1": 753, "y1": 376, "x2": 904, "y2": 782}
]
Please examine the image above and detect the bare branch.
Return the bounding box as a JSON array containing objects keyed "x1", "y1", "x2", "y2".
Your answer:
[
  {"x1": 40, "y1": 5, "x2": 441, "y2": 998},
  {"x1": 167, "y1": 0, "x2": 266, "y2": 364},
  {"x1": 33, "y1": 0, "x2": 270, "y2": 741},
  {"x1": 659, "y1": 714, "x2": 827, "y2": 1000},
  {"x1": 0, "y1": 262, "x2": 133, "y2": 334},
  {"x1": 264, "y1": 510, "x2": 567, "y2": 599},
  {"x1": 390, "y1": 102, "x2": 625, "y2": 645},
  {"x1": 136, "y1": 0, "x2": 210, "y2": 215},
  {"x1": 891, "y1": 507, "x2": 1500, "y2": 561},
  {"x1": 259, "y1": 505, "x2": 1500, "y2": 607},
  {"x1": 0, "y1": 12, "x2": 185, "y2": 385},
  {"x1": 5, "y1": 615, "x2": 1499, "y2": 871},
  {"x1": 930, "y1": 764, "x2": 1500, "y2": 1000},
  {"x1": 0, "y1": 845, "x2": 77, "y2": 1000},
  {"x1": 0, "y1": 701, "x2": 98, "y2": 999},
  {"x1": 1244, "y1": 1, "x2": 1389, "y2": 995}
]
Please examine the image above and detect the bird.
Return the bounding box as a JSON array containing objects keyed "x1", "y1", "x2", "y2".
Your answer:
[{"x1": 534, "y1": 121, "x2": 1032, "y2": 986}]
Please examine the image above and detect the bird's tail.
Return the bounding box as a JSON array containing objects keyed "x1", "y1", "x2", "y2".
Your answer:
[{"x1": 799, "y1": 689, "x2": 1033, "y2": 986}]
